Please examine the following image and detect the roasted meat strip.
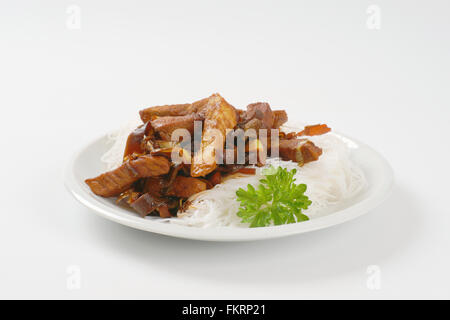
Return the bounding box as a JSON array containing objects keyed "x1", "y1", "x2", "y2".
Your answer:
[
  {"x1": 85, "y1": 155, "x2": 170, "y2": 197},
  {"x1": 123, "y1": 122, "x2": 154, "y2": 159},
  {"x1": 272, "y1": 110, "x2": 288, "y2": 128},
  {"x1": 150, "y1": 114, "x2": 198, "y2": 141},
  {"x1": 243, "y1": 102, "x2": 274, "y2": 129},
  {"x1": 139, "y1": 97, "x2": 209, "y2": 123},
  {"x1": 277, "y1": 139, "x2": 323, "y2": 165},
  {"x1": 243, "y1": 118, "x2": 264, "y2": 132},
  {"x1": 142, "y1": 176, "x2": 166, "y2": 197},
  {"x1": 191, "y1": 94, "x2": 238, "y2": 177},
  {"x1": 139, "y1": 104, "x2": 191, "y2": 123},
  {"x1": 130, "y1": 193, "x2": 173, "y2": 218},
  {"x1": 166, "y1": 176, "x2": 207, "y2": 198}
]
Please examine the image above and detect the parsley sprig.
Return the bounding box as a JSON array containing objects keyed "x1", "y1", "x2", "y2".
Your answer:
[{"x1": 236, "y1": 166, "x2": 311, "y2": 227}]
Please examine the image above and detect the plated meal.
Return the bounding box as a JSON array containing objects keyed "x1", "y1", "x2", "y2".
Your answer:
[{"x1": 84, "y1": 93, "x2": 367, "y2": 229}]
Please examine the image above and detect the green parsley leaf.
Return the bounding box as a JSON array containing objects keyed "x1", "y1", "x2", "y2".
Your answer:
[{"x1": 236, "y1": 166, "x2": 312, "y2": 227}]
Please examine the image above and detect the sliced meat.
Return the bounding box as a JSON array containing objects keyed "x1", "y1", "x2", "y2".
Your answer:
[
  {"x1": 124, "y1": 155, "x2": 170, "y2": 177},
  {"x1": 279, "y1": 131, "x2": 298, "y2": 140},
  {"x1": 130, "y1": 193, "x2": 169, "y2": 217},
  {"x1": 208, "y1": 171, "x2": 222, "y2": 186},
  {"x1": 139, "y1": 104, "x2": 191, "y2": 123},
  {"x1": 243, "y1": 118, "x2": 263, "y2": 132},
  {"x1": 157, "y1": 205, "x2": 172, "y2": 218},
  {"x1": 189, "y1": 97, "x2": 210, "y2": 114},
  {"x1": 123, "y1": 122, "x2": 154, "y2": 159},
  {"x1": 85, "y1": 166, "x2": 136, "y2": 198},
  {"x1": 166, "y1": 176, "x2": 207, "y2": 198},
  {"x1": 142, "y1": 164, "x2": 183, "y2": 197},
  {"x1": 236, "y1": 167, "x2": 257, "y2": 175},
  {"x1": 235, "y1": 109, "x2": 246, "y2": 123},
  {"x1": 191, "y1": 93, "x2": 238, "y2": 177},
  {"x1": 300, "y1": 140, "x2": 323, "y2": 163},
  {"x1": 278, "y1": 139, "x2": 323, "y2": 165},
  {"x1": 139, "y1": 97, "x2": 210, "y2": 123},
  {"x1": 297, "y1": 124, "x2": 331, "y2": 136},
  {"x1": 116, "y1": 189, "x2": 141, "y2": 206},
  {"x1": 150, "y1": 114, "x2": 197, "y2": 141},
  {"x1": 85, "y1": 155, "x2": 170, "y2": 197},
  {"x1": 142, "y1": 176, "x2": 166, "y2": 197},
  {"x1": 163, "y1": 164, "x2": 183, "y2": 192},
  {"x1": 244, "y1": 102, "x2": 274, "y2": 129},
  {"x1": 272, "y1": 110, "x2": 288, "y2": 128}
]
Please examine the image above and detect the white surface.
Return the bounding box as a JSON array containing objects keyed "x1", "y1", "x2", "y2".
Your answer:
[
  {"x1": 1, "y1": 0, "x2": 449, "y2": 299},
  {"x1": 65, "y1": 132, "x2": 392, "y2": 241}
]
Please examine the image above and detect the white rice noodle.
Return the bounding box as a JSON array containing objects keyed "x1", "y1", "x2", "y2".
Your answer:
[{"x1": 101, "y1": 118, "x2": 141, "y2": 171}]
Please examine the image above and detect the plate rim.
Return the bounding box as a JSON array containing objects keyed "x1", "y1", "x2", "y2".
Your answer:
[{"x1": 64, "y1": 132, "x2": 394, "y2": 242}]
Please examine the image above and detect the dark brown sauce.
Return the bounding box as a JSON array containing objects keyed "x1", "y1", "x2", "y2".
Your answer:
[{"x1": 123, "y1": 122, "x2": 152, "y2": 159}]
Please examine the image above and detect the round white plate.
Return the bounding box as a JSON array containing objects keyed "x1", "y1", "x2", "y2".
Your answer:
[{"x1": 64, "y1": 132, "x2": 393, "y2": 241}]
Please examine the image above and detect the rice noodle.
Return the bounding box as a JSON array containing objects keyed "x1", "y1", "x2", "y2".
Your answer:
[
  {"x1": 101, "y1": 120, "x2": 367, "y2": 228},
  {"x1": 100, "y1": 118, "x2": 141, "y2": 171}
]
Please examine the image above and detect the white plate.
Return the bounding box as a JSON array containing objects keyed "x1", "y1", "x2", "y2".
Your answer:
[{"x1": 64, "y1": 132, "x2": 393, "y2": 241}]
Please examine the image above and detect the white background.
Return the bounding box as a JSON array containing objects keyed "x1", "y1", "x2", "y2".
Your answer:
[{"x1": 1, "y1": 0, "x2": 449, "y2": 299}]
